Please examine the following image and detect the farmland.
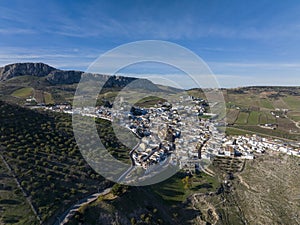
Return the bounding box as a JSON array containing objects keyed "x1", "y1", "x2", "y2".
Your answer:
[
  {"x1": 220, "y1": 87, "x2": 300, "y2": 140},
  {"x1": 235, "y1": 112, "x2": 249, "y2": 125},
  {"x1": 288, "y1": 111, "x2": 300, "y2": 122},
  {"x1": 247, "y1": 111, "x2": 260, "y2": 125},
  {"x1": 11, "y1": 87, "x2": 34, "y2": 98},
  {"x1": 10, "y1": 87, "x2": 55, "y2": 105},
  {"x1": 0, "y1": 85, "x2": 299, "y2": 224}
]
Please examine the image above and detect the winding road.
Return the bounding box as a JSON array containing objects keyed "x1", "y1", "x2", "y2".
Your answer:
[
  {"x1": 55, "y1": 116, "x2": 140, "y2": 224},
  {"x1": 116, "y1": 141, "x2": 140, "y2": 183},
  {"x1": 54, "y1": 187, "x2": 111, "y2": 225}
]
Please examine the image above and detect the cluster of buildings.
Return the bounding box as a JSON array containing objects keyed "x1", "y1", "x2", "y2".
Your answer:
[
  {"x1": 39, "y1": 96, "x2": 300, "y2": 174},
  {"x1": 112, "y1": 97, "x2": 222, "y2": 171},
  {"x1": 220, "y1": 135, "x2": 300, "y2": 159}
]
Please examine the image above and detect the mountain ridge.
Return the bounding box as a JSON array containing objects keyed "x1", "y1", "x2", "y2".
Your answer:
[
  {"x1": 0, "y1": 62, "x2": 161, "y2": 91},
  {"x1": 0, "y1": 62, "x2": 56, "y2": 81}
]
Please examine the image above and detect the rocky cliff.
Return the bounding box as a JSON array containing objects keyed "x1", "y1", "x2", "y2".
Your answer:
[
  {"x1": 46, "y1": 70, "x2": 82, "y2": 84},
  {"x1": 0, "y1": 63, "x2": 161, "y2": 91},
  {"x1": 0, "y1": 62, "x2": 56, "y2": 81}
]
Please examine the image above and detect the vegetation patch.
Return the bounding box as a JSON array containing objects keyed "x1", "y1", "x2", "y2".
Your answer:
[
  {"x1": 0, "y1": 101, "x2": 107, "y2": 224},
  {"x1": 43, "y1": 92, "x2": 54, "y2": 105},
  {"x1": 247, "y1": 111, "x2": 260, "y2": 125},
  {"x1": 235, "y1": 112, "x2": 249, "y2": 124},
  {"x1": 282, "y1": 96, "x2": 300, "y2": 111},
  {"x1": 259, "y1": 98, "x2": 274, "y2": 109},
  {"x1": 11, "y1": 87, "x2": 34, "y2": 98}
]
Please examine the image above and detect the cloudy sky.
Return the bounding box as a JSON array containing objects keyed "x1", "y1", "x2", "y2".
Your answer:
[{"x1": 0, "y1": 0, "x2": 300, "y2": 88}]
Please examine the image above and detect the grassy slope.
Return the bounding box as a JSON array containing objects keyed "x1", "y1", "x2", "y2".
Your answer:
[
  {"x1": 189, "y1": 87, "x2": 298, "y2": 140},
  {"x1": 67, "y1": 172, "x2": 221, "y2": 225},
  {"x1": 11, "y1": 87, "x2": 34, "y2": 98},
  {"x1": 69, "y1": 154, "x2": 300, "y2": 225},
  {"x1": 222, "y1": 88, "x2": 300, "y2": 140}
]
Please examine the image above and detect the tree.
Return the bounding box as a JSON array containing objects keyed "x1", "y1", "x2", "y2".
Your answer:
[
  {"x1": 130, "y1": 217, "x2": 136, "y2": 225},
  {"x1": 111, "y1": 183, "x2": 127, "y2": 196},
  {"x1": 181, "y1": 176, "x2": 193, "y2": 190}
]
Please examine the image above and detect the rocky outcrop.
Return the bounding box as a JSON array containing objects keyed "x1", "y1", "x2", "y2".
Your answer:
[
  {"x1": 0, "y1": 62, "x2": 56, "y2": 81},
  {"x1": 103, "y1": 75, "x2": 160, "y2": 91},
  {"x1": 46, "y1": 70, "x2": 82, "y2": 85},
  {"x1": 0, "y1": 63, "x2": 162, "y2": 91}
]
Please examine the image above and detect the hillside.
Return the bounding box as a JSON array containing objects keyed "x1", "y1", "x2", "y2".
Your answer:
[
  {"x1": 188, "y1": 87, "x2": 300, "y2": 141},
  {"x1": 0, "y1": 62, "x2": 167, "y2": 106},
  {"x1": 0, "y1": 64, "x2": 300, "y2": 225},
  {"x1": 0, "y1": 62, "x2": 157, "y2": 87},
  {"x1": 0, "y1": 101, "x2": 111, "y2": 224},
  {"x1": 0, "y1": 63, "x2": 56, "y2": 81},
  {"x1": 65, "y1": 154, "x2": 300, "y2": 225}
]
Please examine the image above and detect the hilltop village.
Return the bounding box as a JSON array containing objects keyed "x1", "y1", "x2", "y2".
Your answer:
[{"x1": 38, "y1": 96, "x2": 300, "y2": 173}]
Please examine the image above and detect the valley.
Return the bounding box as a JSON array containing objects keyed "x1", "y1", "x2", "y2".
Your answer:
[{"x1": 0, "y1": 63, "x2": 299, "y2": 225}]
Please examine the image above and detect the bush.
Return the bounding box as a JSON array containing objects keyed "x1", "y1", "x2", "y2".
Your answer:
[
  {"x1": 111, "y1": 183, "x2": 128, "y2": 196},
  {"x1": 130, "y1": 217, "x2": 136, "y2": 225}
]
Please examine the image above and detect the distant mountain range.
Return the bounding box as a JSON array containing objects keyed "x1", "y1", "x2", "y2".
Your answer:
[{"x1": 0, "y1": 62, "x2": 161, "y2": 91}]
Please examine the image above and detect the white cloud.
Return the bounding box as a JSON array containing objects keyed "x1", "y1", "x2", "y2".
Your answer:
[
  {"x1": 0, "y1": 28, "x2": 35, "y2": 34},
  {"x1": 0, "y1": 47, "x2": 99, "y2": 70},
  {"x1": 210, "y1": 62, "x2": 300, "y2": 69}
]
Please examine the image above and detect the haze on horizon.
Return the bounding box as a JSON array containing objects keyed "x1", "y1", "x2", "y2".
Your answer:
[{"x1": 0, "y1": 0, "x2": 300, "y2": 88}]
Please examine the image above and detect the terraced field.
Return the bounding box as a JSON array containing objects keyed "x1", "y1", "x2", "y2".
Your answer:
[
  {"x1": 221, "y1": 88, "x2": 300, "y2": 140},
  {"x1": 247, "y1": 111, "x2": 260, "y2": 125},
  {"x1": 226, "y1": 109, "x2": 239, "y2": 124},
  {"x1": 43, "y1": 92, "x2": 54, "y2": 104},
  {"x1": 259, "y1": 98, "x2": 274, "y2": 109},
  {"x1": 10, "y1": 87, "x2": 55, "y2": 105},
  {"x1": 288, "y1": 111, "x2": 300, "y2": 122},
  {"x1": 282, "y1": 96, "x2": 300, "y2": 111},
  {"x1": 235, "y1": 112, "x2": 249, "y2": 125}
]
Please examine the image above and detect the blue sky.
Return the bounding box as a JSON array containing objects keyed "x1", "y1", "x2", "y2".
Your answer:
[{"x1": 0, "y1": 0, "x2": 300, "y2": 88}]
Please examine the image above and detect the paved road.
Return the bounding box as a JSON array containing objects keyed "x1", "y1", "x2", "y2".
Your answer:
[
  {"x1": 116, "y1": 140, "x2": 140, "y2": 183},
  {"x1": 54, "y1": 187, "x2": 111, "y2": 225}
]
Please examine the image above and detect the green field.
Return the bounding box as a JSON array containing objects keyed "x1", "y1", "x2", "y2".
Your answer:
[
  {"x1": 135, "y1": 96, "x2": 166, "y2": 108},
  {"x1": 151, "y1": 173, "x2": 186, "y2": 205},
  {"x1": 288, "y1": 111, "x2": 300, "y2": 122},
  {"x1": 217, "y1": 88, "x2": 300, "y2": 140},
  {"x1": 248, "y1": 111, "x2": 260, "y2": 125},
  {"x1": 234, "y1": 125, "x2": 299, "y2": 140},
  {"x1": 188, "y1": 87, "x2": 300, "y2": 139},
  {"x1": 266, "y1": 112, "x2": 276, "y2": 123},
  {"x1": 225, "y1": 127, "x2": 252, "y2": 136},
  {"x1": 151, "y1": 172, "x2": 219, "y2": 206},
  {"x1": 11, "y1": 87, "x2": 34, "y2": 98},
  {"x1": 11, "y1": 87, "x2": 56, "y2": 105},
  {"x1": 43, "y1": 92, "x2": 54, "y2": 105},
  {"x1": 259, "y1": 113, "x2": 268, "y2": 124},
  {"x1": 235, "y1": 112, "x2": 249, "y2": 124},
  {"x1": 259, "y1": 98, "x2": 274, "y2": 109},
  {"x1": 282, "y1": 96, "x2": 300, "y2": 111}
]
